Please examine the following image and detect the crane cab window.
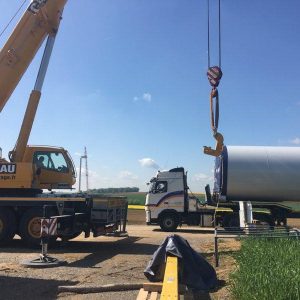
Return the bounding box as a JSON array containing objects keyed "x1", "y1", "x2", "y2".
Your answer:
[
  {"x1": 150, "y1": 181, "x2": 168, "y2": 194},
  {"x1": 33, "y1": 151, "x2": 69, "y2": 173}
]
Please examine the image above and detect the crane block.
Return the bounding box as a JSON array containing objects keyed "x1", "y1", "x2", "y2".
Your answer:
[{"x1": 207, "y1": 66, "x2": 222, "y2": 87}]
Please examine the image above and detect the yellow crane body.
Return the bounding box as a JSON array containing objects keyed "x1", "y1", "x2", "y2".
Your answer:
[
  {"x1": 0, "y1": 0, "x2": 67, "y2": 112},
  {"x1": 0, "y1": 0, "x2": 76, "y2": 194},
  {"x1": 0, "y1": 145, "x2": 75, "y2": 192}
]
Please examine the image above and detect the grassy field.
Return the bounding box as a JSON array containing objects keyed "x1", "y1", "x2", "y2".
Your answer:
[
  {"x1": 113, "y1": 192, "x2": 206, "y2": 206},
  {"x1": 230, "y1": 237, "x2": 300, "y2": 300},
  {"x1": 119, "y1": 192, "x2": 147, "y2": 205}
]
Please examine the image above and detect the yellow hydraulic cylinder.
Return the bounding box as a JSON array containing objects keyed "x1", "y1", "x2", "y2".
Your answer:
[
  {"x1": 160, "y1": 256, "x2": 179, "y2": 300},
  {"x1": 10, "y1": 90, "x2": 41, "y2": 162}
]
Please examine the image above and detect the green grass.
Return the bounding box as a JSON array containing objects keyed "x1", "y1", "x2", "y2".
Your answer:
[
  {"x1": 230, "y1": 237, "x2": 300, "y2": 300},
  {"x1": 114, "y1": 192, "x2": 146, "y2": 205},
  {"x1": 111, "y1": 192, "x2": 206, "y2": 206}
]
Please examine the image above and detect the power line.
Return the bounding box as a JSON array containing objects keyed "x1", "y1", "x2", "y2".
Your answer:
[{"x1": 0, "y1": 0, "x2": 27, "y2": 39}]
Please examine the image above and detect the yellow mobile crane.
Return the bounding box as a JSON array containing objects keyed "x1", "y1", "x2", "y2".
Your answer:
[
  {"x1": 0, "y1": 0, "x2": 127, "y2": 247},
  {"x1": 0, "y1": 0, "x2": 75, "y2": 194}
]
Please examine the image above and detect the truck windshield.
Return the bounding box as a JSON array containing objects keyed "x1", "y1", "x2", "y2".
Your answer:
[
  {"x1": 149, "y1": 182, "x2": 156, "y2": 193},
  {"x1": 149, "y1": 181, "x2": 168, "y2": 193}
]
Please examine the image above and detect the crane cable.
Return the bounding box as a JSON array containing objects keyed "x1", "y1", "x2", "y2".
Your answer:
[
  {"x1": 204, "y1": 0, "x2": 224, "y2": 157},
  {"x1": 207, "y1": 0, "x2": 222, "y2": 69},
  {"x1": 207, "y1": 0, "x2": 222, "y2": 134},
  {"x1": 0, "y1": 0, "x2": 27, "y2": 39}
]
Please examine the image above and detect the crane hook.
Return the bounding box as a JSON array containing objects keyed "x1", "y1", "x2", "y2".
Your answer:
[{"x1": 203, "y1": 67, "x2": 224, "y2": 157}]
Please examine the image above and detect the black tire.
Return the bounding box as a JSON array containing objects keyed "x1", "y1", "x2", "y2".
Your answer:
[
  {"x1": 159, "y1": 213, "x2": 179, "y2": 232},
  {"x1": 253, "y1": 213, "x2": 275, "y2": 228},
  {"x1": 0, "y1": 208, "x2": 17, "y2": 245},
  {"x1": 19, "y1": 208, "x2": 56, "y2": 248},
  {"x1": 223, "y1": 213, "x2": 240, "y2": 230}
]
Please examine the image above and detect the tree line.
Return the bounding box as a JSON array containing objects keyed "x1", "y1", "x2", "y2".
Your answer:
[{"x1": 89, "y1": 187, "x2": 139, "y2": 194}]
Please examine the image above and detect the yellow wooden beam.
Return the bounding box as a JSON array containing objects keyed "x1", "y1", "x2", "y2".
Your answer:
[{"x1": 160, "y1": 256, "x2": 179, "y2": 300}]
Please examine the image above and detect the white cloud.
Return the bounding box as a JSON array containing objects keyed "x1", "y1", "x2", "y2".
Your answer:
[
  {"x1": 290, "y1": 137, "x2": 300, "y2": 145},
  {"x1": 74, "y1": 167, "x2": 102, "y2": 191},
  {"x1": 118, "y1": 170, "x2": 138, "y2": 180},
  {"x1": 193, "y1": 173, "x2": 210, "y2": 181},
  {"x1": 139, "y1": 158, "x2": 159, "y2": 169},
  {"x1": 133, "y1": 92, "x2": 152, "y2": 103},
  {"x1": 142, "y1": 93, "x2": 152, "y2": 102},
  {"x1": 75, "y1": 167, "x2": 99, "y2": 178}
]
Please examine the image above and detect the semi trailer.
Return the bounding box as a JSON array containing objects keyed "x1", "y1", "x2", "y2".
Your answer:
[
  {"x1": 0, "y1": 0, "x2": 127, "y2": 247},
  {"x1": 211, "y1": 145, "x2": 300, "y2": 226},
  {"x1": 145, "y1": 166, "x2": 300, "y2": 231}
]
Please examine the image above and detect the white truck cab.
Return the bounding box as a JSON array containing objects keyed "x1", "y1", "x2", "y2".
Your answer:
[{"x1": 145, "y1": 167, "x2": 203, "y2": 231}]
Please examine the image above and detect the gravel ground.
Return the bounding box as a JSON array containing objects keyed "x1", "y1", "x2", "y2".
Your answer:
[{"x1": 0, "y1": 210, "x2": 298, "y2": 300}]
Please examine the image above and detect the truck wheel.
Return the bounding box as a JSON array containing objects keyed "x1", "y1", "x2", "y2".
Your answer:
[
  {"x1": 223, "y1": 213, "x2": 240, "y2": 230},
  {"x1": 159, "y1": 213, "x2": 179, "y2": 232},
  {"x1": 19, "y1": 208, "x2": 56, "y2": 248},
  {"x1": 253, "y1": 213, "x2": 275, "y2": 228},
  {"x1": 0, "y1": 208, "x2": 17, "y2": 245}
]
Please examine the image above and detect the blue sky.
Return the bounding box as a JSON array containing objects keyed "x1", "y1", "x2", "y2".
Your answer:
[{"x1": 0, "y1": 0, "x2": 300, "y2": 192}]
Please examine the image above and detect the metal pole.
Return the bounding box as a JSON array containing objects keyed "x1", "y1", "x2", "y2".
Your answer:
[
  {"x1": 239, "y1": 201, "x2": 246, "y2": 228},
  {"x1": 214, "y1": 228, "x2": 219, "y2": 267},
  {"x1": 84, "y1": 147, "x2": 89, "y2": 191},
  {"x1": 79, "y1": 156, "x2": 82, "y2": 192},
  {"x1": 122, "y1": 201, "x2": 128, "y2": 233}
]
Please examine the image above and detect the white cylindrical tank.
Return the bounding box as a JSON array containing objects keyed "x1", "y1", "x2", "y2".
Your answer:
[{"x1": 214, "y1": 146, "x2": 300, "y2": 202}]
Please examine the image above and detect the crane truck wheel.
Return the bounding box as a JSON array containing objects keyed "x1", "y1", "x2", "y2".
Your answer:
[
  {"x1": 0, "y1": 208, "x2": 17, "y2": 245},
  {"x1": 19, "y1": 208, "x2": 56, "y2": 248},
  {"x1": 159, "y1": 213, "x2": 179, "y2": 232}
]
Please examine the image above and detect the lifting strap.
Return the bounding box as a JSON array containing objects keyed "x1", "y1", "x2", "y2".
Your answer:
[{"x1": 209, "y1": 88, "x2": 219, "y2": 134}]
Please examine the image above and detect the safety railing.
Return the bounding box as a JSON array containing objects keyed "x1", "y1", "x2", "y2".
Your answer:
[{"x1": 214, "y1": 226, "x2": 300, "y2": 267}]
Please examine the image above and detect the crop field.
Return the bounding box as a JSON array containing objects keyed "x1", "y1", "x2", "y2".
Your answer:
[
  {"x1": 114, "y1": 192, "x2": 206, "y2": 206},
  {"x1": 121, "y1": 192, "x2": 147, "y2": 205},
  {"x1": 230, "y1": 237, "x2": 300, "y2": 300}
]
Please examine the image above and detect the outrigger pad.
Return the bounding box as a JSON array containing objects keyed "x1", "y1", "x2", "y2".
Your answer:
[{"x1": 144, "y1": 234, "x2": 217, "y2": 291}]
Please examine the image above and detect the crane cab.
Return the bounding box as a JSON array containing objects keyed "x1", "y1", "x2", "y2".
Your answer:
[
  {"x1": 28, "y1": 145, "x2": 76, "y2": 189},
  {"x1": 0, "y1": 145, "x2": 76, "y2": 195}
]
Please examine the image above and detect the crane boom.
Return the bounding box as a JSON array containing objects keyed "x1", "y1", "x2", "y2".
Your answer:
[
  {"x1": 0, "y1": 0, "x2": 67, "y2": 112},
  {"x1": 10, "y1": 34, "x2": 57, "y2": 162}
]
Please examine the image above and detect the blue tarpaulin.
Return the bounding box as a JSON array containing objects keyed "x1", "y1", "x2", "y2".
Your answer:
[{"x1": 144, "y1": 234, "x2": 218, "y2": 291}]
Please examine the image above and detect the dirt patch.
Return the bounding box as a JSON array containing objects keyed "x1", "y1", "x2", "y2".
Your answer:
[
  {"x1": 127, "y1": 209, "x2": 145, "y2": 224},
  {"x1": 1, "y1": 209, "x2": 297, "y2": 300},
  {"x1": 288, "y1": 218, "x2": 300, "y2": 228},
  {"x1": 0, "y1": 224, "x2": 238, "y2": 300}
]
